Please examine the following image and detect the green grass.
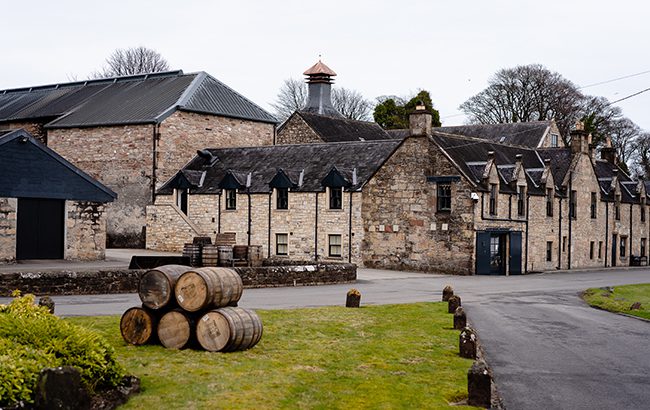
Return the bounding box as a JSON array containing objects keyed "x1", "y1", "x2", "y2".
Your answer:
[
  {"x1": 583, "y1": 284, "x2": 650, "y2": 320},
  {"x1": 68, "y1": 303, "x2": 478, "y2": 409}
]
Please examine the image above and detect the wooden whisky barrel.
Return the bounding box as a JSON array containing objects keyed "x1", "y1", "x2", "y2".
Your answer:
[
  {"x1": 196, "y1": 307, "x2": 263, "y2": 352},
  {"x1": 202, "y1": 245, "x2": 219, "y2": 267},
  {"x1": 174, "y1": 267, "x2": 243, "y2": 312},
  {"x1": 120, "y1": 306, "x2": 158, "y2": 345},
  {"x1": 182, "y1": 243, "x2": 202, "y2": 267},
  {"x1": 157, "y1": 309, "x2": 195, "y2": 349},
  {"x1": 217, "y1": 246, "x2": 233, "y2": 266},
  {"x1": 233, "y1": 245, "x2": 248, "y2": 260},
  {"x1": 138, "y1": 265, "x2": 189, "y2": 309}
]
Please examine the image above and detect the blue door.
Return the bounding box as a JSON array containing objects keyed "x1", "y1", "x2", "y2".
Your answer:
[{"x1": 509, "y1": 232, "x2": 522, "y2": 275}]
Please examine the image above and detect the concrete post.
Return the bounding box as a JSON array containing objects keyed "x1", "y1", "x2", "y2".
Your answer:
[
  {"x1": 448, "y1": 295, "x2": 461, "y2": 313},
  {"x1": 467, "y1": 360, "x2": 491, "y2": 408},
  {"x1": 442, "y1": 285, "x2": 454, "y2": 301},
  {"x1": 453, "y1": 306, "x2": 467, "y2": 330},
  {"x1": 459, "y1": 326, "x2": 477, "y2": 359}
]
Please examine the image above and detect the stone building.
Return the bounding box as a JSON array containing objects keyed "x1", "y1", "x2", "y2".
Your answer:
[
  {"x1": 276, "y1": 61, "x2": 394, "y2": 144},
  {"x1": 0, "y1": 71, "x2": 277, "y2": 247},
  {"x1": 149, "y1": 105, "x2": 649, "y2": 275},
  {"x1": 0, "y1": 129, "x2": 116, "y2": 263}
]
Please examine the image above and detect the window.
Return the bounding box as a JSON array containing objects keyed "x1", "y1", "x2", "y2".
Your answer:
[
  {"x1": 620, "y1": 236, "x2": 627, "y2": 257},
  {"x1": 176, "y1": 188, "x2": 188, "y2": 215},
  {"x1": 590, "y1": 241, "x2": 595, "y2": 260},
  {"x1": 517, "y1": 186, "x2": 526, "y2": 217},
  {"x1": 615, "y1": 194, "x2": 621, "y2": 221},
  {"x1": 550, "y1": 133, "x2": 559, "y2": 147},
  {"x1": 590, "y1": 192, "x2": 597, "y2": 219},
  {"x1": 329, "y1": 187, "x2": 343, "y2": 210},
  {"x1": 642, "y1": 199, "x2": 646, "y2": 222},
  {"x1": 489, "y1": 184, "x2": 497, "y2": 216},
  {"x1": 642, "y1": 238, "x2": 647, "y2": 258},
  {"x1": 437, "y1": 183, "x2": 452, "y2": 212},
  {"x1": 569, "y1": 190, "x2": 577, "y2": 219},
  {"x1": 598, "y1": 241, "x2": 603, "y2": 259},
  {"x1": 546, "y1": 241, "x2": 553, "y2": 262},
  {"x1": 275, "y1": 233, "x2": 288, "y2": 256},
  {"x1": 546, "y1": 188, "x2": 553, "y2": 217},
  {"x1": 328, "y1": 234, "x2": 342, "y2": 257},
  {"x1": 276, "y1": 188, "x2": 288, "y2": 210},
  {"x1": 225, "y1": 189, "x2": 237, "y2": 210},
  {"x1": 562, "y1": 236, "x2": 567, "y2": 252}
]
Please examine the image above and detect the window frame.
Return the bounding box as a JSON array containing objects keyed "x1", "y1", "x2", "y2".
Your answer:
[
  {"x1": 615, "y1": 194, "x2": 621, "y2": 221},
  {"x1": 176, "y1": 188, "x2": 188, "y2": 216},
  {"x1": 569, "y1": 190, "x2": 577, "y2": 219},
  {"x1": 620, "y1": 236, "x2": 627, "y2": 257},
  {"x1": 329, "y1": 187, "x2": 343, "y2": 210},
  {"x1": 437, "y1": 183, "x2": 452, "y2": 212},
  {"x1": 546, "y1": 188, "x2": 553, "y2": 217},
  {"x1": 546, "y1": 241, "x2": 553, "y2": 262},
  {"x1": 328, "y1": 234, "x2": 342, "y2": 257},
  {"x1": 550, "y1": 133, "x2": 559, "y2": 147},
  {"x1": 590, "y1": 241, "x2": 595, "y2": 260},
  {"x1": 641, "y1": 238, "x2": 647, "y2": 258},
  {"x1": 276, "y1": 187, "x2": 289, "y2": 210},
  {"x1": 275, "y1": 233, "x2": 288, "y2": 256},
  {"x1": 642, "y1": 199, "x2": 646, "y2": 223},
  {"x1": 590, "y1": 192, "x2": 597, "y2": 219},
  {"x1": 517, "y1": 185, "x2": 526, "y2": 217},
  {"x1": 225, "y1": 189, "x2": 237, "y2": 210},
  {"x1": 489, "y1": 184, "x2": 498, "y2": 216},
  {"x1": 598, "y1": 241, "x2": 603, "y2": 259}
]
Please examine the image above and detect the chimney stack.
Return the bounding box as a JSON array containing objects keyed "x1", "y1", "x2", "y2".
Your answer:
[
  {"x1": 408, "y1": 101, "x2": 432, "y2": 136},
  {"x1": 570, "y1": 121, "x2": 590, "y2": 154},
  {"x1": 302, "y1": 60, "x2": 343, "y2": 118},
  {"x1": 601, "y1": 136, "x2": 617, "y2": 164}
]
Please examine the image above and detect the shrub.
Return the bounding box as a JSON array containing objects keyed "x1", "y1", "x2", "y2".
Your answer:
[{"x1": 0, "y1": 293, "x2": 125, "y2": 406}]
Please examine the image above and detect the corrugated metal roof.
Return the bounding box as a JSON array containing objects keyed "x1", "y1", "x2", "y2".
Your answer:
[
  {"x1": 290, "y1": 111, "x2": 394, "y2": 142},
  {"x1": 0, "y1": 70, "x2": 277, "y2": 128},
  {"x1": 158, "y1": 139, "x2": 402, "y2": 195}
]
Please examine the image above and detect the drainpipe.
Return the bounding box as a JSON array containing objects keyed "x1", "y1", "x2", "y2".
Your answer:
[
  {"x1": 508, "y1": 194, "x2": 512, "y2": 219},
  {"x1": 568, "y1": 173, "x2": 572, "y2": 270},
  {"x1": 314, "y1": 192, "x2": 319, "y2": 261},
  {"x1": 525, "y1": 194, "x2": 529, "y2": 273},
  {"x1": 605, "y1": 201, "x2": 609, "y2": 267},
  {"x1": 630, "y1": 203, "x2": 633, "y2": 260},
  {"x1": 247, "y1": 189, "x2": 252, "y2": 247},
  {"x1": 217, "y1": 192, "x2": 222, "y2": 233},
  {"x1": 267, "y1": 193, "x2": 272, "y2": 258},
  {"x1": 348, "y1": 191, "x2": 353, "y2": 263},
  {"x1": 557, "y1": 197, "x2": 562, "y2": 269},
  {"x1": 151, "y1": 124, "x2": 160, "y2": 202}
]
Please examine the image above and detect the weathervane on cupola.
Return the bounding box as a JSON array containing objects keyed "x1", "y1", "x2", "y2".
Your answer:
[{"x1": 302, "y1": 58, "x2": 343, "y2": 118}]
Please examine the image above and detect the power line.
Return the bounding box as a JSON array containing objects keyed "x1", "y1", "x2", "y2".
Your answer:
[
  {"x1": 608, "y1": 86, "x2": 650, "y2": 105},
  {"x1": 579, "y1": 69, "x2": 650, "y2": 90}
]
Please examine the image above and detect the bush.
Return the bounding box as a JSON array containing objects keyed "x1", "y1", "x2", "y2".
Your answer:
[{"x1": 0, "y1": 293, "x2": 125, "y2": 406}]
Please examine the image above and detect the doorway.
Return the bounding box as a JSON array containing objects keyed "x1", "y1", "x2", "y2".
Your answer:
[
  {"x1": 16, "y1": 198, "x2": 65, "y2": 260},
  {"x1": 476, "y1": 230, "x2": 522, "y2": 275}
]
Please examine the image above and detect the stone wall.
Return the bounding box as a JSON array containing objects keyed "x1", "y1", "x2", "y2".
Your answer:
[
  {"x1": 276, "y1": 114, "x2": 322, "y2": 145},
  {"x1": 147, "y1": 190, "x2": 364, "y2": 264},
  {"x1": 65, "y1": 201, "x2": 108, "y2": 261},
  {"x1": 2, "y1": 121, "x2": 47, "y2": 144},
  {"x1": 0, "y1": 198, "x2": 17, "y2": 263},
  {"x1": 362, "y1": 135, "x2": 476, "y2": 274},
  {"x1": 234, "y1": 263, "x2": 356, "y2": 287}
]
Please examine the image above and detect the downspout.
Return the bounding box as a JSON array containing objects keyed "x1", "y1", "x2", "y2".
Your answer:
[
  {"x1": 267, "y1": 193, "x2": 272, "y2": 258},
  {"x1": 557, "y1": 197, "x2": 562, "y2": 269},
  {"x1": 247, "y1": 189, "x2": 252, "y2": 247},
  {"x1": 217, "y1": 192, "x2": 222, "y2": 233},
  {"x1": 508, "y1": 194, "x2": 512, "y2": 219},
  {"x1": 630, "y1": 203, "x2": 633, "y2": 261},
  {"x1": 568, "y1": 173, "x2": 572, "y2": 270},
  {"x1": 348, "y1": 191, "x2": 353, "y2": 263},
  {"x1": 525, "y1": 194, "x2": 529, "y2": 273},
  {"x1": 151, "y1": 124, "x2": 160, "y2": 202},
  {"x1": 605, "y1": 201, "x2": 609, "y2": 267},
  {"x1": 314, "y1": 192, "x2": 319, "y2": 261}
]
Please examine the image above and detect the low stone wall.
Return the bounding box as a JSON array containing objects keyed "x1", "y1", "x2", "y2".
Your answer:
[{"x1": 0, "y1": 263, "x2": 357, "y2": 296}]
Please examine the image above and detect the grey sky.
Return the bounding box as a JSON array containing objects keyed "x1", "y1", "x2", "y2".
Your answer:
[{"x1": 2, "y1": 0, "x2": 649, "y2": 130}]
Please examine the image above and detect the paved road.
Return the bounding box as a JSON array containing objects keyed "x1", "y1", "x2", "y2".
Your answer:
[{"x1": 2, "y1": 266, "x2": 649, "y2": 409}]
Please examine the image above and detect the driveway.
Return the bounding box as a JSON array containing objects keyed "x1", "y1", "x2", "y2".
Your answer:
[{"x1": 2, "y1": 265, "x2": 649, "y2": 408}]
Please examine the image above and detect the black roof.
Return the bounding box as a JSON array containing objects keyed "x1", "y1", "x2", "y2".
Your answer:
[
  {"x1": 0, "y1": 129, "x2": 116, "y2": 202},
  {"x1": 281, "y1": 111, "x2": 394, "y2": 142},
  {"x1": 435, "y1": 121, "x2": 554, "y2": 147},
  {"x1": 158, "y1": 140, "x2": 402, "y2": 194},
  {"x1": 0, "y1": 71, "x2": 277, "y2": 128}
]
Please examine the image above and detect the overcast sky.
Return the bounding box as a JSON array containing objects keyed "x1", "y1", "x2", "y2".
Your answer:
[{"x1": 3, "y1": 0, "x2": 649, "y2": 130}]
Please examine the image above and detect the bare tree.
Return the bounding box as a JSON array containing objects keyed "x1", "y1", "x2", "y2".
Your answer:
[
  {"x1": 609, "y1": 118, "x2": 641, "y2": 167},
  {"x1": 271, "y1": 78, "x2": 372, "y2": 121},
  {"x1": 460, "y1": 64, "x2": 584, "y2": 143},
  {"x1": 631, "y1": 132, "x2": 650, "y2": 179},
  {"x1": 90, "y1": 46, "x2": 170, "y2": 79},
  {"x1": 331, "y1": 87, "x2": 372, "y2": 121},
  {"x1": 270, "y1": 78, "x2": 308, "y2": 121}
]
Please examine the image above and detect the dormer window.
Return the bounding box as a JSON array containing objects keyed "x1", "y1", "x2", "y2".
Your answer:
[
  {"x1": 489, "y1": 184, "x2": 498, "y2": 216},
  {"x1": 437, "y1": 183, "x2": 452, "y2": 212},
  {"x1": 175, "y1": 188, "x2": 188, "y2": 215},
  {"x1": 330, "y1": 187, "x2": 343, "y2": 210},
  {"x1": 517, "y1": 186, "x2": 526, "y2": 217},
  {"x1": 225, "y1": 189, "x2": 237, "y2": 210},
  {"x1": 276, "y1": 188, "x2": 289, "y2": 210},
  {"x1": 550, "y1": 133, "x2": 559, "y2": 147}
]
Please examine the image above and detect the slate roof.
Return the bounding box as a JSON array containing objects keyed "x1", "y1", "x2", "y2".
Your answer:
[
  {"x1": 0, "y1": 129, "x2": 116, "y2": 202},
  {"x1": 158, "y1": 140, "x2": 402, "y2": 195},
  {"x1": 593, "y1": 159, "x2": 640, "y2": 202},
  {"x1": 0, "y1": 71, "x2": 277, "y2": 128},
  {"x1": 283, "y1": 111, "x2": 394, "y2": 142},
  {"x1": 435, "y1": 121, "x2": 554, "y2": 147}
]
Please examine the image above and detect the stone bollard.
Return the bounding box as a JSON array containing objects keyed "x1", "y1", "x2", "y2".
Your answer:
[
  {"x1": 34, "y1": 366, "x2": 91, "y2": 410},
  {"x1": 467, "y1": 359, "x2": 491, "y2": 408},
  {"x1": 346, "y1": 289, "x2": 361, "y2": 308},
  {"x1": 442, "y1": 285, "x2": 454, "y2": 301},
  {"x1": 448, "y1": 295, "x2": 461, "y2": 313},
  {"x1": 454, "y1": 306, "x2": 467, "y2": 330},
  {"x1": 38, "y1": 296, "x2": 55, "y2": 314},
  {"x1": 459, "y1": 326, "x2": 477, "y2": 359}
]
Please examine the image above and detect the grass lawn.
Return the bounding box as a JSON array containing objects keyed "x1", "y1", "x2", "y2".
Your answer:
[
  {"x1": 583, "y1": 283, "x2": 650, "y2": 320},
  {"x1": 69, "y1": 302, "x2": 479, "y2": 409}
]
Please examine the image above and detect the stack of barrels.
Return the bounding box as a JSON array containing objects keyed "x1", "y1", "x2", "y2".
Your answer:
[
  {"x1": 182, "y1": 243, "x2": 264, "y2": 267},
  {"x1": 120, "y1": 265, "x2": 262, "y2": 352}
]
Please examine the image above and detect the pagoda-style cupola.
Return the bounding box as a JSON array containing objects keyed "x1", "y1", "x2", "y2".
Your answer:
[{"x1": 302, "y1": 60, "x2": 343, "y2": 118}]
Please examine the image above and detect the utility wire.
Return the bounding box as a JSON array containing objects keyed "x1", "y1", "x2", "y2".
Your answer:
[
  {"x1": 608, "y1": 86, "x2": 650, "y2": 105},
  {"x1": 579, "y1": 69, "x2": 650, "y2": 90}
]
